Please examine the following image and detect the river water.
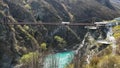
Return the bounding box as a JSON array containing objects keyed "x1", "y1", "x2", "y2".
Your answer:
[{"x1": 43, "y1": 51, "x2": 75, "y2": 68}]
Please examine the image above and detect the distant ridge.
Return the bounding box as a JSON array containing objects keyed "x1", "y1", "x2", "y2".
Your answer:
[{"x1": 3, "y1": 0, "x2": 120, "y2": 22}]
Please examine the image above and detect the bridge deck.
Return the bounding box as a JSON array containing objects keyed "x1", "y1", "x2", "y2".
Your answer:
[{"x1": 0, "y1": 22, "x2": 95, "y2": 26}]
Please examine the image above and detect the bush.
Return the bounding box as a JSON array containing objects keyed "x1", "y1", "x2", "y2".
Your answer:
[
  {"x1": 113, "y1": 25, "x2": 120, "y2": 55},
  {"x1": 54, "y1": 35, "x2": 66, "y2": 44},
  {"x1": 19, "y1": 52, "x2": 39, "y2": 64},
  {"x1": 40, "y1": 43, "x2": 47, "y2": 50},
  {"x1": 97, "y1": 55, "x2": 120, "y2": 68},
  {"x1": 113, "y1": 25, "x2": 120, "y2": 39},
  {"x1": 54, "y1": 35, "x2": 67, "y2": 49},
  {"x1": 85, "y1": 55, "x2": 120, "y2": 68}
]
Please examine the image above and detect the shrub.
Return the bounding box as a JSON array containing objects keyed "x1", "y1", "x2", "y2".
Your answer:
[
  {"x1": 97, "y1": 55, "x2": 120, "y2": 68},
  {"x1": 40, "y1": 43, "x2": 47, "y2": 50},
  {"x1": 24, "y1": 4, "x2": 31, "y2": 9},
  {"x1": 85, "y1": 55, "x2": 120, "y2": 68},
  {"x1": 113, "y1": 25, "x2": 120, "y2": 39},
  {"x1": 54, "y1": 35, "x2": 67, "y2": 48},
  {"x1": 19, "y1": 52, "x2": 39, "y2": 64},
  {"x1": 54, "y1": 35, "x2": 66, "y2": 44},
  {"x1": 66, "y1": 63, "x2": 74, "y2": 68}
]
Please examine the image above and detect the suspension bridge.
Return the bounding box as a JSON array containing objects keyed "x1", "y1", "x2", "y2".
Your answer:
[{"x1": 1, "y1": 22, "x2": 94, "y2": 25}]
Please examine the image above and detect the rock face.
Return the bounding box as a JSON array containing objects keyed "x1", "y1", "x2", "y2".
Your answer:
[
  {"x1": 29, "y1": 0, "x2": 120, "y2": 22},
  {"x1": 3, "y1": 0, "x2": 36, "y2": 22},
  {"x1": 3, "y1": 0, "x2": 120, "y2": 22},
  {"x1": 110, "y1": 0, "x2": 120, "y2": 9}
]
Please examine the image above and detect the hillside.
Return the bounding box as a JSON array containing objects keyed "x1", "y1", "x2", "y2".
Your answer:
[
  {"x1": 2, "y1": 0, "x2": 120, "y2": 22},
  {"x1": 1, "y1": 0, "x2": 120, "y2": 68},
  {"x1": 110, "y1": 0, "x2": 120, "y2": 9}
]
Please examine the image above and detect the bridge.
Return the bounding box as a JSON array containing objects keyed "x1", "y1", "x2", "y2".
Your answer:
[
  {"x1": 1, "y1": 21, "x2": 119, "y2": 26},
  {"x1": 1, "y1": 21, "x2": 119, "y2": 30},
  {"x1": 1, "y1": 22, "x2": 95, "y2": 26}
]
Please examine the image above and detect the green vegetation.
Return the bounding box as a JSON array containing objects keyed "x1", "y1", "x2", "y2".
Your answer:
[
  {"x1": 18, "y1": 51, "x2": 44, "y2": 68},
  {"x1": 17, "y1": 25, "x2": 40, "y2": 49},
  {"x1": 85, "y1": 55, "x2": 120, "y2": 68},
  {"x1": 97, "y1": 55, "x2": 120, "y2": 68},
  {"x1": 54, "y1": 35, "x2": 67, "y2": 48},
  {"x1": 19, "y1": 52, "x2": 39, "y2": 64},
  {"x1": 40, "y1": 42, "x2": 47, "y2": 50},
  {"x1": 24, "y1": 4, "x2": 31, "y2": 10},
  {"x1": 23, "y1": 25, "x2": 29, "y2": 30},
  {"x1": 66, "y1": 63, "x2": 74, "y2": 68},
  {"x1": 113, "y1": 25, "x2": 120, "y2": 55},
  {"x1": 54, "y1": 35, "x2": 66, "y2": 44},
  {"x1": 113, "y1": 25, "x2": 120, "y2": 39}
]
